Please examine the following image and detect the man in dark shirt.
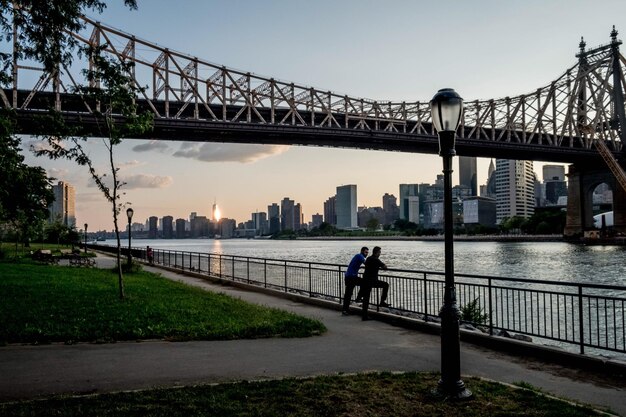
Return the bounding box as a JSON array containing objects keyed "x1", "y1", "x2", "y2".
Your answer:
[
  {"x1": 361, "y1": 246, "x2": 390, "y2": 320},
  {"x1": 342, "y1": 246, "x2": 368, "y2": 315}
]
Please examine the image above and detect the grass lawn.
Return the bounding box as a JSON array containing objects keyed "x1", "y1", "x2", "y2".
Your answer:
[
  {"x1": 0, "y1": 372, "x2": 606, "y2": 417},
  {"x1": 0, "y1": 261, "x2": 326, "y2": 344}
]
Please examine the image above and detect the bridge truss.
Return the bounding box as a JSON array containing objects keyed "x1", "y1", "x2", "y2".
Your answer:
[{"x1": 2, "y1": 16, "x2": 626, "y2": 163}]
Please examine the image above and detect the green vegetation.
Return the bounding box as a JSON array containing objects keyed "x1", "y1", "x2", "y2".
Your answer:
[
  {"x1": 461, "y1": 298, "x2": 490, "y2": 325},
  {"x1": 0, "y1": 261, "x2": 325, "y2": 344},
  {"x1": 0, "y1": 372, "x2": 604, "y2": 417}
]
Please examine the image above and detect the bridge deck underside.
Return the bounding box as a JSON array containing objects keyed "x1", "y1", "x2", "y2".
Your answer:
[{"x1": 7, "y1": 90, "x2": 606, "y2": 164}]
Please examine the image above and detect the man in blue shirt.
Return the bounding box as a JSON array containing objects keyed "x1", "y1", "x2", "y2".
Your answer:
[{"x1": 342, "y1": 246, "x2": 368, "y2": 315}]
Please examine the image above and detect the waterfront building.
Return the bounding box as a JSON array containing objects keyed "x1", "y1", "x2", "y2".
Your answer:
[
  {"x1": 251, "y1": 212, "x2": 268, "y2": 235},
  {"x1": 459, "y1": 156, "x2": 478, "y2": 196},
  {"x1": 281, "y1": 197, "x2": 295, "y2": 231},
  {"x1": 148, "y1": 216, "x2": 158, "y2": 239},
  {"x1": 323, "y1": 196, "x2": 336, "y2": 225},
  {"x1": 382, "y1": 193, "x2": 399, "y2": 225},
  {"x1": 543, "y1": 165, "x2": 565, "y2": 182},
  {"x1": 463, "y1": 197, "x2": 497, "y2": 227},
  {"x1": 311, "y1": 213, "x2": 323, "y2": 229},
  {"x1": 267, "y1": 203, "x2": 280, "y2": 234},
  {"x1": 423, "y1": 200, "x2": 463, "y2": 228},
  {"x1": 336, "y1": 184, "x2": 357, "y2": 229},
  {"x1": 294, "y1": 203, "x2": 303, "y2": 231},
  {"x1": 399, "y1": 184, "x2": 419, "y2": 221},
  {"x1": 162, "y1": 215, "x2": 174, "y2": 239},
  {"x1": 358, "y1": 206, "x2": 385, "y2": 228},
  {"x1": 543, "y1": 165, "x2": 567, "y2": 206},
  {"x1": 49, "y1": 181, "x2": 76, "y2": 227},
  {"x1": 220, "y1": 218, "x2": 236, "y2": 238},
  {"x1": 190, "y1": 215, "x2": 209, "y2": 237},
  {"x1": 407, "y1": 196, "x2": 420, "y2": 224},
  {"x1": 495, "y1": 159, "x2": 535, "y2": 223},
  {"x1": 175, "y1": 218, "x2": 186, "y2": 238}
]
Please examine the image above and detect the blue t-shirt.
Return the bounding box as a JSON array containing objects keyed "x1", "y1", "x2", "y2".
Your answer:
[{"x1": 345, "y1": 253, "x2": 366, "y2": 278}]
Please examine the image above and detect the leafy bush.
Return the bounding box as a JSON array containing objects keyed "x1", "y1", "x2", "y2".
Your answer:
[{"x1": 460, "y1": 298, "x2": 489, "y2": 325}]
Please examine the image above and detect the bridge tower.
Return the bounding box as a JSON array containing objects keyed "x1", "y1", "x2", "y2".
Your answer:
[{"x1": 564, "y1": 28, "x2": 626, "y2": 237}]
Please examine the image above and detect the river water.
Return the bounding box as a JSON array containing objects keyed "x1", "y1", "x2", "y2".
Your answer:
[{"x1": 117, "y1": 239, "x2": 626, "y2": 286}]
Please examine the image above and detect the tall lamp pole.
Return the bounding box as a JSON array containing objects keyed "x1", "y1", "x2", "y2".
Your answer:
[
  {"x1": 430, "y1": 88, "x2": 472, "y2": 399},
  {"x1": 126, "y1": 208, "x2": 134, "y2": 267},
  {"x1": 84, "y1": 223, "x2": 88, "y2": 254}
]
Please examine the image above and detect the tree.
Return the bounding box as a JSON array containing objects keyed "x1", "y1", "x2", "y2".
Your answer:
[
  {"x1": 365, "y1": 218, "x2": 379, "y2": 232},
  {"x1": 1, "y1": 2, "x2": 148, "y2": 298},
  {"x1": 0, "y1": 110, "x2": 54, "y2": 254},
  {"x1": 35, "y1": 45, "x2": 153, "y2": 299}
]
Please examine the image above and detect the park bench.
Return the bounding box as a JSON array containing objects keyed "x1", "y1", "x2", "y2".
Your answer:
[
  {"x1": 68, "y1": 255, "x2": 96, "y2": 268},
  {"x1": 32, "y1": 249, "x2": 58, "y2": 264}
]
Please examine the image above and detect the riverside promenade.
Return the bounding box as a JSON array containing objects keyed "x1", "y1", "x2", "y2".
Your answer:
[{"x1": 1, "y1": 254, "x2": 625, "y2": 415}]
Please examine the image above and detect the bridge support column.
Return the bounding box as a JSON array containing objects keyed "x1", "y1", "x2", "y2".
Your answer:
[{"x1": 564, "y1": 163, "x2": 626, "y2": 238}]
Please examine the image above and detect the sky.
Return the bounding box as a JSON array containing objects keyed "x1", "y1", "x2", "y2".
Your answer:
[{"x1": 18, "y1": 0, "x2": 626, "y2": 231}]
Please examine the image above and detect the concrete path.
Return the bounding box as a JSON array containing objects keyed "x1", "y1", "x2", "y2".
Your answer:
[{"x1": 1, "y1": 255, "x2": 625, "y2": 415}]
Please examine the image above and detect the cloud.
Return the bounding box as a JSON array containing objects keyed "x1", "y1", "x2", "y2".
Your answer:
[
  {"x1": 47, "y1": 168, "x2": 70, "y2": 179},
  {"x1": 123, "y1": 174, "x2": 173, "y2": 189},
  {"x1": 132, "y1": 140, "x2": 170, "y2": 153},
  {"x1": 173, "y1": 142, "x2": 289, "y2": 163},
  {"x1": 118, "y1": 160, "x2": 146, "y2": 170}
]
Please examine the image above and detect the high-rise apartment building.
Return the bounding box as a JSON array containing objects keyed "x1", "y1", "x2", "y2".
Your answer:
[
  {"x1": 294, "y1": 203, "x2": 303, "y2": 230},
  {"x1": 407, "y1": 196, "x2": 420, "y2": 224},
  {"x1": 399, "y1": 184, "x2": 419, "y2": 221},
  {"x1": 311, "y1": 213, "x2": 323, "y2": 229},
  {"x1": 280, "y1": 198, "x2": 295, "y2": 231},
  {"x1": 175, "y1": 218, "x2": 186, "y2": 239},
  {"x1": 162, "y1": 216, "x2": 174, "y2": 239},
  {"x1": 148, "y1": 216, "x2": 158, "y2": 238},
  {"x1": 251, "y1": 212, "x2": 268, "y2": 234},
  {"x1": 382, "y1": 193, "x2": 399, "y2": 225},
  {"x1": 267, "y1": 203, "x2": 280, "y2": 234},
  {"x1": 495, "y1": 159, "x2": 535, "y2": 223},
  {"x1": 323, "y1": 196, "x2": 336, "y2": 225},
  {"x1": 336, "y1": 184, "x2": 357, "y2": 229},
  {"x1": 49, "y1": 181, "x2": 76, "y2": 227},
  {"x1": 459, "y1": 156, "x2": 478, "y2": 196}
]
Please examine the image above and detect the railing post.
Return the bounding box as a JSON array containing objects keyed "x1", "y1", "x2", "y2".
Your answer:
[
  {"x1": 284, "y1": 260, "x2": 288, "y2": 292},
  {"x1": 423, "y1": 273, "x2": 428, "y2": 320},
  {"x1": 182, "y1": 251, "x2": 185, "y2": 271},
  {"x1": 488, "y1": 277, "x2": 493, "y2": 336},
  {"x1": 232, "y1": 256, "x2": 235, "y2": 281},
  {"x1": 219, "y1": 255, "x2": 222, "y2": 277},
  {"x1": 264, "y1": 259, "x2": 267, "y2": 288},
  {"x1": 578, "y1": 285, "x2": 585, "y2": 354},
  {"x1": 338, "y1": 265, "x2": 343, "y2": 304},
  {"x1": 309, "y1": 263, "x2": 312, "y2": 297},
  {"x1": 247, "y1": 257, "x2": 250, "y2": 283},
  {"x1": 208, "y1": 253, "x2": 211, "y2": 275}
]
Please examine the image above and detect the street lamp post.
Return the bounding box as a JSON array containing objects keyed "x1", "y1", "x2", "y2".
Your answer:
[
  {"x1": 126, "y1": 207, "x2": 134, "y2": 267},
  {"x1": 430, "y1": 88, "x2": 472, "y2": 399},
  {"x1": 84, "y1": 223, "x2": 88, "y2": 254}
]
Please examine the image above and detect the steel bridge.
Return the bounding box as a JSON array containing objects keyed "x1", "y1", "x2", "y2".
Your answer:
[{"x1": 2, "y1": 17, "x2": 626, "y2": 165}]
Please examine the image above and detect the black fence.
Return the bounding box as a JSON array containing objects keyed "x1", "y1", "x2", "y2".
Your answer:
[{"x1": 98, "y1": 245, "x2": 626, "y2": 357}]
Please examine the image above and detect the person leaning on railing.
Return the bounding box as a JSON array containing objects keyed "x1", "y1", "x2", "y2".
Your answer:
[
  {"x1": 360, "y1": 246, "x2": 390, "y2": 321},
  {"x1": 342, "y1": 246, "x2": 368, "y2": 316}
]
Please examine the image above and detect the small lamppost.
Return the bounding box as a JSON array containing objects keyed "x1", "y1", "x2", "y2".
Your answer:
[
  {"x1": 430, "y1": 88, "x2": 472, "y2": 399},
  {"x1": 126, "y1": 207, "x2": 134, "y2": 267},
  {"x1": 84, "y1": 223, "x2": 88, "y2": 254}
]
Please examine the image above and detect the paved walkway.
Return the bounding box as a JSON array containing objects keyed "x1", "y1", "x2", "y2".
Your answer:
[{"x1": 1, "y1": 255, "x2": 625, "y2": 415}]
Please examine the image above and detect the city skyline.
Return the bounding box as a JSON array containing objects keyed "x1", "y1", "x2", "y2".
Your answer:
[{"x1": 19, "y1": 0, "x2": 626, "y2": 230}]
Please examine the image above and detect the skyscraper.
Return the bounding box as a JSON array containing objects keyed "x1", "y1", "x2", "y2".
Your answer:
[
  {"x1": 148, "y1": 216, "x2": 158, "y2": 238},
  {"x1": 336, "y1": 184, "x2": 357, "y2": 229},
  {"x1": 281, "y1": 197, "x2": 295, "y2": 231},
  {"x1": 162, "y1": 216, "x2": 174, "y2": 239},
  {"x1": 49, "y1": 181, "x2": 76, "y2": 227},
  {"x1": 495, "y1": 159, "x2": 535, "y2": 224},
  {"x1": 323, "y1": 196, "x2": 336, "y2": 225},
  {"x1": 459, "y1": 156, "x2": 478, "y2": 196},
  {"x1": 268, "y1": 203, "x2": 280, "y2": 234},
  {"x1": 382, "y1": 193, "x2": 399, "y2": 225},
  {"x1": 399, "y1": 184, "x2": 419, "y2": 221},
  {"x1": 175, "y1": 218, "x2": 186, "y2": 238},
  {"x1": 294, "y1": 203, "x2": 303, "y2": 230}
]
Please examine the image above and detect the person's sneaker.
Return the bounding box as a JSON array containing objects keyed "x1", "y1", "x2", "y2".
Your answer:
[
  {"x1": 379, "y1": 301, "x2": 391, "y2": 308},
  {"x1": 341, "y1": 311, "x2": 350, "y2": 316}
]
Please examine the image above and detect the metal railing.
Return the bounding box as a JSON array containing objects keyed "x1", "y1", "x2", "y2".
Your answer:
[{"x1": 98, "y1": 245, "x2": 626, "y2": 357}]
